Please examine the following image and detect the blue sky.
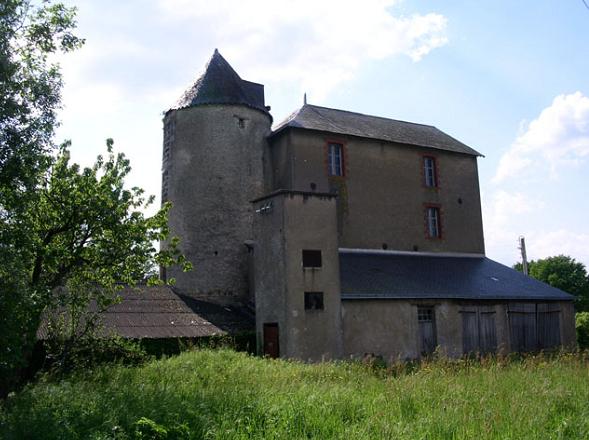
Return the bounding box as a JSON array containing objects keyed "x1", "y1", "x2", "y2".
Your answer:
[{"x1": 55, "y1": 0, "x2": 589, "y2": 267}]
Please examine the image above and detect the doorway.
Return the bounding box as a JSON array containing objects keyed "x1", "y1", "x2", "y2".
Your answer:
[{"x1": 263, "y1": 323, "x2": 279, "y2": 358}]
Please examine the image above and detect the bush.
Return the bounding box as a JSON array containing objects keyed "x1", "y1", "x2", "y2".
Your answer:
[
  {"x1": 45, "y1": 336, "x2": 150, "y2": 374},
  {"x1": 576, "y1": 312, "x2": 589, "y2": 349},
  {"x1": 133, "y1": 417, "x2": 190, "y2": 440}
]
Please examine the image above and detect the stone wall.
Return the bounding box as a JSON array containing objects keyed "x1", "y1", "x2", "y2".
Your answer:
[{"x1": 163, "y1": 104, "x2": 271, "y2": 299}]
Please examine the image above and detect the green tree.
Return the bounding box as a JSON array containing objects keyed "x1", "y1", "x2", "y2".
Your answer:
[
  {"x1": 1, "y1": 0, "x2": 84, "y2": 395},
  {"x1": 0, "y1": 1, "x2": 189, "y2": 393},
  {"x1": 34, "y1": 141, "x2": 190, "y2": 371},
  {"x1": 514, "y1": 255, "x2": 589, "y2": 312},
  {"x1": 1, "y1": 0, "x2": 83, "y2": 199}
]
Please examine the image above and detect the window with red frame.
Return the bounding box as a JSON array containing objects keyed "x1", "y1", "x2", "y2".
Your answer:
[
  {"x1": 426, "y1": 206, "x2": 441, "y2": 238},
  {"x1": 328, "y1": 143, "x2": 343, "y2": 176},
  {"x1": 423, "y1": 156, "x2": 437, "y2": 187}
]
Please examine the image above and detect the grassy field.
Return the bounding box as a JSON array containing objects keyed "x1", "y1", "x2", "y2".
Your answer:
[{"x1": 1, "y1": 349, "x2": 589, "y2": 439}]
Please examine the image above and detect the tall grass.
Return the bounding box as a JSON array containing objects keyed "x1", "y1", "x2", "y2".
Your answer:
[{"x1": 1, "y1": 349, "x2": 589, "y2": 439}]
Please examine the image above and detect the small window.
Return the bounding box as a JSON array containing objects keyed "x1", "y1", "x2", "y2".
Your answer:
[
  {"x1": 304, "y1": 292, "x2": 324, "y2": 310},
  {"x1": 426, "y1": 206, "x2": 441, "y2": 238},
  {"x1": 302, "y1": 250, "x2": 322, "y2": 268},
  {"x1": 424, "y1": 156, "x2": 437, "y2": 187},
  {"x1": 328, "y1": 143, "x2": 343, "y2": 176},
  {"x1": 161, "y1": 170, "x2": 169, "y2": 202},
  {"x1": 418, "y1": 307, "x2": 434, "y2": 322},
  {"x1": 163, "y1": 117, "x2": 175, "y2": 163}
]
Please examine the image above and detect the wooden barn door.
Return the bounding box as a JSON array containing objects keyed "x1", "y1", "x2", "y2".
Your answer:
[
  {"x1": 263, "y1": 323, "x2": 279, "y2": 358},
  {"x1": 537, "y1": 303, "x2": 561, "y2": 349},
  {"x1": 509, "y1": 303, "x2": 561, "y2": 352},
  {"x1": 462, "y1": 306, "x2": 497, "y2": 355},
  {"x1": 509, "y1": 303, "x2": 538, "y2": 352},
  {"x1": 479, "y1": 310, "x2": 497, "y2": 353}
]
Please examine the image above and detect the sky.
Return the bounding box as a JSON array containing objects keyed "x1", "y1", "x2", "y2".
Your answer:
[{"x1": 53, "y1": 0, "x2": 589, "y2": 268}]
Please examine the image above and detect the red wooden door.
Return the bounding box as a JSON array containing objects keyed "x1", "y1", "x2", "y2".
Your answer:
[{"x1": 263, "y1": 323, "x2": 279, "y2": 358}]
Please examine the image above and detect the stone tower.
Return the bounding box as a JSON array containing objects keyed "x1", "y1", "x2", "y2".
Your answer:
[{"x1": 162, "y1": 50, "x2": 272, "y2": 300}]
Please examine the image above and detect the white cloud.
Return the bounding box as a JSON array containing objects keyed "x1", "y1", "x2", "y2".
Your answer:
[
  {"x1": 483, "y1": 190, "x2": 589, "y2": 267},
  {"x1": 483, "y1": 190, "x2": 543, "y2": 231},
  {"x1": 482, "y1": 189, "x2": 544, "y2": 258},
  {"x1": 157, "y1": 0, "x2": 447, "y2": 100},
  {"x1": 493, "y1": 92, "x2": 589, "y2": 182},
  {"x1": 525, "y1": 230, "x2": 589, "y2": 266}
]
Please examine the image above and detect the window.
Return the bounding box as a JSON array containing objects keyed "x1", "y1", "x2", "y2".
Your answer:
[
  {"x1": 423, "y1": 156, "x2": 437, "y2": 187},
  {"x1": 302, "y1": 250, "x2": 322, "y2": 268},
  {"x1": 161, "y1": 170, "x2": 169, "y2": 202},
  {"x1": 304, "y1": 292, "x2": 324, "y2": 310},
  {"x1": 426, "y1": 206, "x2": 441, "y2": 238},
  {"x1": 328, "y1": 143, "x2": 343, "y2": 176},
  {"x1": 418, "y1": 307, "x2": 437, "y2": 355},
  {"x1": 163, "y1": 117, "x2": 175, "y2": 164}
]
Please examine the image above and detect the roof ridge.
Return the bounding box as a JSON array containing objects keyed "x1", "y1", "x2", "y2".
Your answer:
[
  {"x1": 305, "y1": 104, "x2": 437, "y2": 129},
  {"x1": 272, "y1": 106, "x2": 304, "y2": 131}
]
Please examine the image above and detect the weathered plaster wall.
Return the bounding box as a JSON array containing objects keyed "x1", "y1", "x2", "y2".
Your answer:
[
  {"x1": 269, "y1": 129, "x2": 485, "y2": 254},
  {"x1": 252, "y1": 193, "x2": 287, "y2": 354},
  {"x1": 282, "y1": 193, "x2": 343, "y2": 361},
  {"x1": 163, "y1": 104, "x2": 271, "y2": 299},
  {"x1": 342, "y1": 300, "x2": 575, "y2": 361},
  {"x1": 252, "y1": 192, "x2": 343, "y2": 361},
  {"x1": 269, "y1": 130, "x2": 292, "y2": 191}
]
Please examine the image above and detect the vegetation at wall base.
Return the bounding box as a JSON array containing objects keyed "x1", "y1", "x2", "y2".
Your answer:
[{"x1": 2, "y1": 348, "x2": 589, "y2": 439}]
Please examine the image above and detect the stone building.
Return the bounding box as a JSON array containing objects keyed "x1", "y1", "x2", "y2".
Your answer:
[{"x1": 160, "y1": 49, "x2": 575, "y2": 361}]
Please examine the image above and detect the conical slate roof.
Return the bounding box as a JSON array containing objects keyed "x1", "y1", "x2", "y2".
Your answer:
[{"x1": 171, "y1": 49, "x2": 267, "y2": 113}]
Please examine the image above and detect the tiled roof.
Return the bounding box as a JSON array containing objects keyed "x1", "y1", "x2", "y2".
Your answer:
[
  {"x1": 272, "y1": 104, "x2": 482, "y2": 156},
  {"x1": 38, "y1": 286, "x2": 254, "y2": 339},
  {"x1": 339, "y1": 250, "x2": 573, "y2": 301},
  {"x1": 170, "y1": 49, "x2": 267, "y2": 113}
]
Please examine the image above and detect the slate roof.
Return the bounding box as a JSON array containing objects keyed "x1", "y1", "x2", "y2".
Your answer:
[
  {"x1": 170, "y1": 49, "x2": 267, "y2": 113},
  {"x1": 339, "y1": 250, "x2": 573, "y2": 301},
  {"x1": 272, "y1": 104, "x2": 482, "y2": 156},
  {"x1": 38, "y1": 286, "x2": 254, "y2": 339}
]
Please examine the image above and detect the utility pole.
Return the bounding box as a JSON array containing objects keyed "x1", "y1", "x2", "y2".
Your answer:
[{"x1": 518, "y1": 236, "x2": 528, "y2": 275}]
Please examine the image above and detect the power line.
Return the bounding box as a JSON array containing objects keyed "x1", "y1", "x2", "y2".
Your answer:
[{"x1": 583, "y1": 0, "x2": 589, "y2": 11}]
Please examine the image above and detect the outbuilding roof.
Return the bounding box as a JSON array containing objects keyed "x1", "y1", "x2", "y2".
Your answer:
[
  {"x1": 37, "y1": 286, "x2": 254, "y2": 340},
  {"x1": 339, "y1": 250, "x2": 573, "y2": 301},
  {"x1": 170, "y1": 49, "x2": 267, "y2": 114},
  {"x1": 272, "y1": 104, "x2": 482, "y2": 156}
]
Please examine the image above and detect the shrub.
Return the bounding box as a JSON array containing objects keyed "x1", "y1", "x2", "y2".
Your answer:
[
  {"x1": 45, "y1": 336, "x2": 150, "y2": 374},
  {"x1": 133, "y1": 417, "x2": 190, "y2": 440},
  {"x1": 576, "y1": 312, "x2": 589, "y2": 349}
]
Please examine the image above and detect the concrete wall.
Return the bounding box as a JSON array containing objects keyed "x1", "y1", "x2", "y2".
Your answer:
[
  {"x1": 269, "y1": 129, "x2": 485, "y2": 254},
  {"x1": 342, "y1": 300, "x2": 575, "y2": 361},
  {"x1": 251, "y1": 192, "x2": 288, "y2": 353},
  {"x1": 252, "y1": 192, "x2": 343, "y2": 361},
  {"x1": 163, "y1": 104, "x2": 272, "y2": 299}
]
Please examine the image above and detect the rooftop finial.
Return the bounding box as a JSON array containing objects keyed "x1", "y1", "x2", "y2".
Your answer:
[
  {"x1": 214, "y1": 48, "x2": 219, "y2": 54},
  {"x1": 304, "y1": 92, "x2": 307, "y2": 105}
]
